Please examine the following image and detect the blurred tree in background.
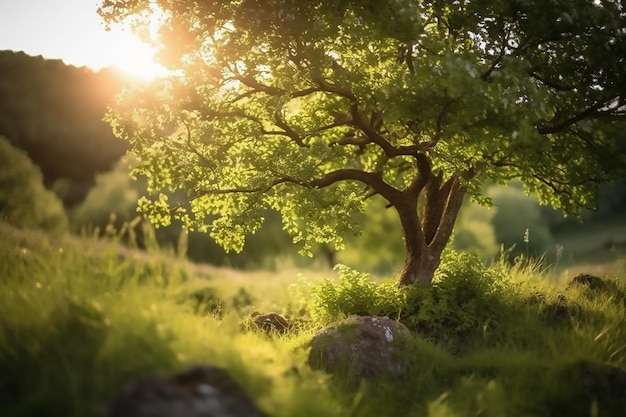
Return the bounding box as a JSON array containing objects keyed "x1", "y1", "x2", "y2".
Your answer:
[
  {"x1": 0, "y1": 136, "x2": 68, "y2": 232},
  {"x1": 489, "y1": 183, "x2": 555, "y2": 259},
  {"x1": 0, "y1": 50, "x2": 129, "y2": 205},
  {"x1": 337, "y1": 196, "x2": 405, "y2": 275},
  {"x1": 70, "y1": 156, "x2": 142, "y2": 231},
  {"x1": 452, "y1": 199, "x2": 498, "y2": 259}
]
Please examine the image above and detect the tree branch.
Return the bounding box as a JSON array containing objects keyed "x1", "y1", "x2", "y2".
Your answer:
[
  {"x1": 481, "y1": 24, "x2": 509, "y2": 81},
  {"x1": 231, "y1": 75, "x2": 321, "y2": 101},
  {"x1": 312, "y1": 76, "x2": 357, "y2": 101},
  {"x1": 432, "y1": 99, "x2": 456, "y2": 142},
  {"x1": 407, "y1": 153, "x2": 432, "y2": 196},
  {"x1": 190, "y1": 168, "x2": 402, "y2": 206},
  {"x1": 537, "y1": 102, "x2": 604, "y2": 134},
  {"x1": 234, "y1": 74, "x2": 285, "y2": 96},
  {"x1": 313, "y1": 76, "x2": 435, "y2": 158},
  {"x1": 349, "y1": 103, "x2": 433, "y2": 157},
  {"x1": 309, "y1": 169, "x2": 401, "y2": 202},
  {"x1": 431, "y1": 177, "x2": 465, "y2": 249},
  {"x1": 528, "y1": 70, "x2": 575, "y2": 92},
  {"x1": 273, "y1": 110, "x2": 307, "y2": 147}
]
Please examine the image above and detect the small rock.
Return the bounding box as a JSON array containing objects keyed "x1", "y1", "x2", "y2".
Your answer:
[
  {"x1": 309, "y1": 316, "x2": 412, "y2": 379},
  {"x1": 567, "y1": 274, "x2": 606, "y2": 291},
  {"x1": 251, "y1": 312, "x2": 291, "y2": 334},
  {"x1": 106, "y1": 365, "x2": 266, "y2": 417}
]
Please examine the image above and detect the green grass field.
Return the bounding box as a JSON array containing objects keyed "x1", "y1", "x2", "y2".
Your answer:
[{"x1": 1, "y1": 222, "x2": 625, "y2": 417}]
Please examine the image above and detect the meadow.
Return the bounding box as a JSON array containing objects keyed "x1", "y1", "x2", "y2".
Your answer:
[{"x1": 1, "y1": 221, "x2": 625, "y2": 417}]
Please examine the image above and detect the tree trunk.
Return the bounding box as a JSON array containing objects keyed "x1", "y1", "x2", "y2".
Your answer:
[
  {"x1": 398, "y1": 243, "x2": 442, "y2": 286},
  {"x1": 396, "y1": 176, "x2": 465, "y2": 286}
]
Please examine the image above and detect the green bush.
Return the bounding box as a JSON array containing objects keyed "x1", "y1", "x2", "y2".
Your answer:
[
  {"x1": 69, "y1": 156, "x2": 141, "y2": 232},
  {"x1": 307, "y1": 264, "x2": 405, "y2": 323},
  {"x1": 306, "y1": 252, "x2": 515, "y2": 351},
  {"x1": 400, "y1": 251, "x2": 512, "y2": 348},
  {"x1": 0, "y1": 136, "x2": 68, "y2": 232}
]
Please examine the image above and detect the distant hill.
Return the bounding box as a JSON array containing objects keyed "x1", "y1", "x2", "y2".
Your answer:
[{"x1": 0, "y1": 50, "x2": 131, "y2": 204}]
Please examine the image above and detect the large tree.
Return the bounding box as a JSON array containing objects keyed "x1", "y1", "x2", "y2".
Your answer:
[{"x1": 99, "y1": 0, "x2": 626, "y2": 285}]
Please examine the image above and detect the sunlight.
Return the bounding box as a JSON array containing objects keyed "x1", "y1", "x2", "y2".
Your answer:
[
  {"x1": 96, "y1": 3, "x2": 169, "y2": 82},
  {"x1": 100, "y1": 26, "x2": 167, "y2": 82}
]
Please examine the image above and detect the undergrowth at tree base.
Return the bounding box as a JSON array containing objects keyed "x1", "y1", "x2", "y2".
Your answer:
[{"x1": 1, "y1": 223, "x2": 625, "y2": 417}]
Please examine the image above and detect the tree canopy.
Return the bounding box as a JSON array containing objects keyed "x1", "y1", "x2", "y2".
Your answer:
[{"x1": 100, "y1": 0, "x2": 626, "y2": 284}]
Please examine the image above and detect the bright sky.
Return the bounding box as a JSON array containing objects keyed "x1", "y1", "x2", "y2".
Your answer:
[{"x1": 0, "y1": 0, "x2": 164, "y2": 80}]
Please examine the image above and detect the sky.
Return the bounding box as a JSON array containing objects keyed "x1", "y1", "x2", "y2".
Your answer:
[{"x1": 0, "y1": 0, "x2": 162, "y2": 79}]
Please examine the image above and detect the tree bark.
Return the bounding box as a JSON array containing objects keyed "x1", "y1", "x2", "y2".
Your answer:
[{"x1": 396, "y1": 175, "x2": 465, "y2": 286}]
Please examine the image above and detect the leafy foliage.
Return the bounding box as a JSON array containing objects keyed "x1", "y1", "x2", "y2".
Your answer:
[
  {"x1": 305, "y1": 250, "x2": 514, "y2": 348},
  {"x1": 69, "y1": 155, "x2": 314, "y2": 267},
  {"x1": 0, "y1": 136, "x2": 68, "y2": 232},
  {"x1": 100, "y1": 0, "x2": 626, "y2": 284},
  {"x1": 402, "y1": 251, "x2": 512, "y2": 341},
  {"x1": 306, "y1": 264, "x2": 405, "y2": 322}
]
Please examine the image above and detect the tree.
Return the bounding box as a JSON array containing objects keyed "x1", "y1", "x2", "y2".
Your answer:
[
  {"x1": 0, "y1": 136, "x2": 68, "y2": 233},
  {"x1": 0, "y1": 51, "x2": 129, "y2": 204},
  {"x1": 99, "y1": 0, "x2": 626, "y2": 285}
]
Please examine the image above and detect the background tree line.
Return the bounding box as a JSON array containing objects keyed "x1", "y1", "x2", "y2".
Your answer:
[
  {"x1": 0, "y1": 50, "x2": 624, "y2": 273},
  {"x1": 0, "y1": 50, "x2": 128, "y2": 205}
]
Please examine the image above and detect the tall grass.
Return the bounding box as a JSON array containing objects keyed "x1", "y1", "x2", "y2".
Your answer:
[{"x1": 0, "y1": 222, "x2": 625, "y2": 417}]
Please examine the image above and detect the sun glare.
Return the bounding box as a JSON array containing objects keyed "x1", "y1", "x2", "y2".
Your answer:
[
  {"x1": 97, "y1": 4, "x2": 171, "y2": 82},
  {"x1": 104, "y1": 27, "x2": 168, "y2": 82}
]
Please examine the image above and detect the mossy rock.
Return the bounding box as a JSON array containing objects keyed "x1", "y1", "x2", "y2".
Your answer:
[{"x1": 309, "y1": 316, "x2": 413, "y2": 379}]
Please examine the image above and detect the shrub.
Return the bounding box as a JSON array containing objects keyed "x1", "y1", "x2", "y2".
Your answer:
[
  {"x1": 400, "y1": 251, "x2": 513, "y2": 349},
  {"x1": 0, "y1": 135, "x2": 68, "y2": 232},
  {"x1": 69, "y1": 156, "x2": 141, "y2": 232},
  {"x1": 306, "y1": 252, "x2": 515, "y2": 351},
  {"x1": 306, "y1": 264, "x2": 405, "y2": 323}
]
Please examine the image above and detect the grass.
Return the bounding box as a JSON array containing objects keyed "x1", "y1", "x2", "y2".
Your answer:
[{"x1": 1, "y1": 222, "x2": 625, "y2": 417}]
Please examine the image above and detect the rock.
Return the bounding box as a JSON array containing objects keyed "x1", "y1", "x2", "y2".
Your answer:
[
  {"x1": 567, "y1": 274, "x2": 606, "y2": 291},
  {"x1": 308, "y1": 316, "x2": 412, "y2": 379},
  {"x1": 106, "y1": 365, "x2": 266, "y2": 417},
  {"x1": 251, "y1": 312, "x2": 291, "y2": 334}
]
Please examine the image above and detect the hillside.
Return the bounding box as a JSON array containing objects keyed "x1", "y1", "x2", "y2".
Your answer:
[
  {"x1": 0, "y1": 50, "x2": 130, "y2": 204},
  {"x1": 1, "y1": 222, "x2": 625, "y2": 417}
]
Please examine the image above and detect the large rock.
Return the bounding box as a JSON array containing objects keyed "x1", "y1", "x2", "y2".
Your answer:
[
  {"x1": 308, "y1": 316, "x2": 412, "y2": 379},
  {"x1": 106, "y1": 365, "x2": 266, "y2": 417}
]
